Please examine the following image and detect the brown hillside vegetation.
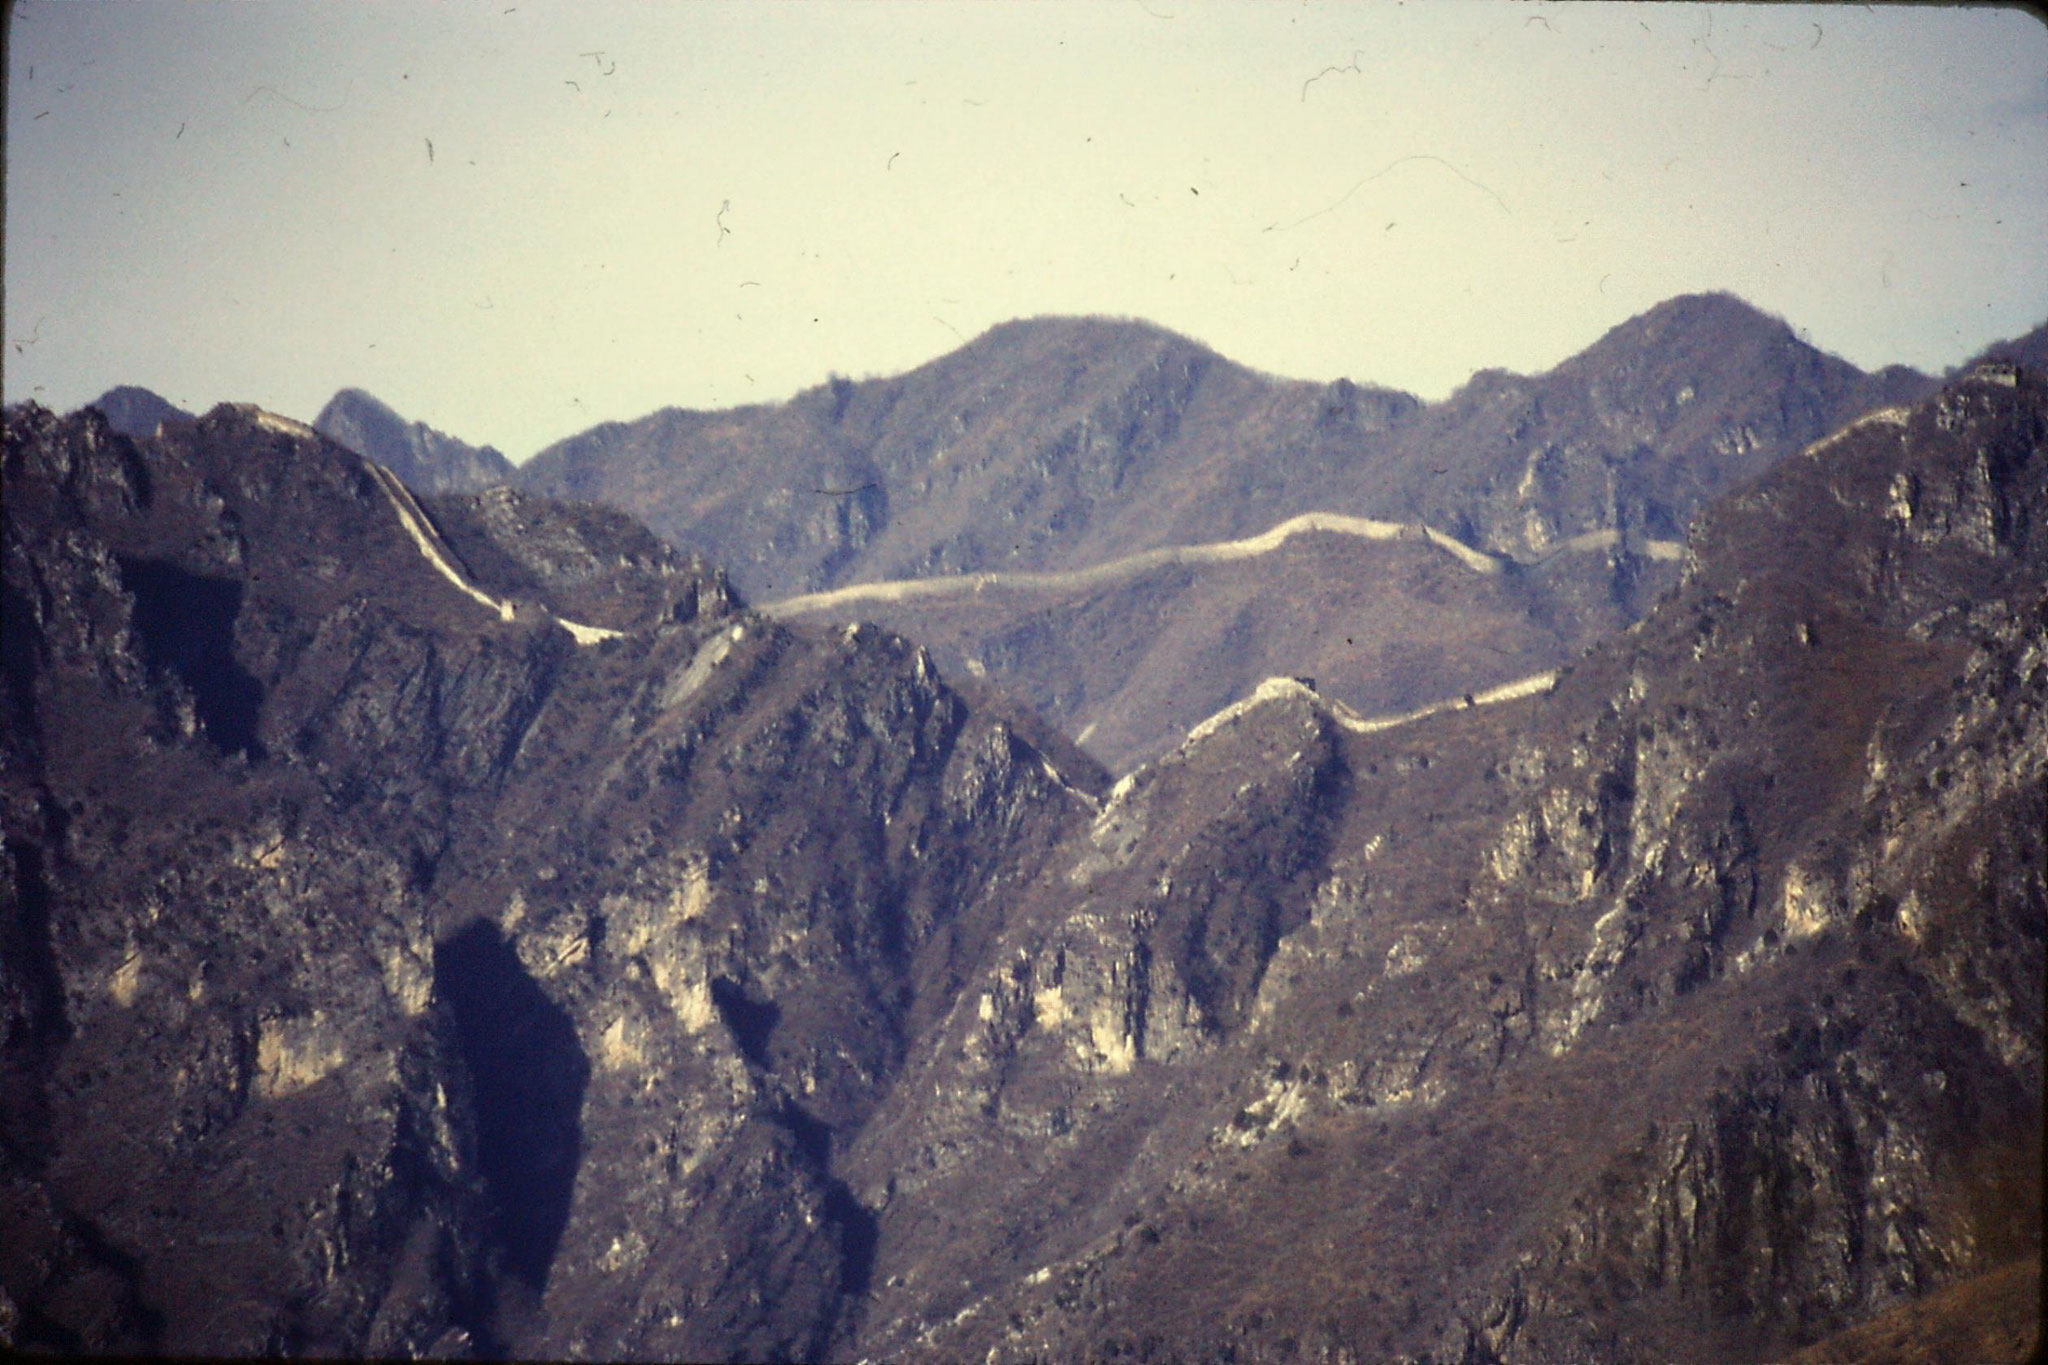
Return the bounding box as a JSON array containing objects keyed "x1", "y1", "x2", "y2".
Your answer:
[{"x1": 5, "y1": 358, "x2": 2041, "y2": 1359}]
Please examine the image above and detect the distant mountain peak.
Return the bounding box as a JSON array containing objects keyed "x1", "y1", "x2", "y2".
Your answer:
[
  {"x1": 881, "y1": 315, "x2": 1251, "y2": 397},
  {"x1": 1579, "y1": 290, "x2": 1803, "y2": 363},
  {"x1": 322, "y1": 385, "x2": 402, "y2": 420},
  {"x1": 78, "y1": 385, "x2": 195, "y2": 440},
  {"x1": 1646, "y1": 287, "x2": 1786, "y2": 324},
  {"x1": 972, "y1": 313, "x2": 1211, "y2": 351},
  {"x1": 1438, "y1": 294, "x2": 1799, "y2": 399},
  {"x1": 313, "y1": 387, "x2": 512, "y2": 496}
]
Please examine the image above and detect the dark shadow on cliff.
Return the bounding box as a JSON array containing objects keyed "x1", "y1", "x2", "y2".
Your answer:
[
  {"x1": 117, "y1": 558, "x2": 265, "y2": 759},
  {"x1": 433, "y1": 920, "x2": 589, "y2": 1292},
  {"x1": 2, "y1": 827, "x2": 74, "y2": 1164},
  {"x1": 777, "y1": 1102, "x2": 878, "y2": 1299},
  {"x1": 709, "y1": 975, "x2": 781, "y2": 1070}
]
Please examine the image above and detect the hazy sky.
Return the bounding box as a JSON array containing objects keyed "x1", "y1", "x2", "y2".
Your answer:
[{"x1": 7, "y1": 1, "x2": 2047, "y2": 460}]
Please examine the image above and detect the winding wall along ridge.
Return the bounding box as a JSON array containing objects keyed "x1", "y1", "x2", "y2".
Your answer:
[
  {"x1": 764, "y1": 511, "x2": 1683, "y2": 619},
  {"x1": 1179, "y1": 669, "x2": 1560, "y2": 753},
  {"x1": 254, "y1": 407, "x2": 623, "y2": 645}
]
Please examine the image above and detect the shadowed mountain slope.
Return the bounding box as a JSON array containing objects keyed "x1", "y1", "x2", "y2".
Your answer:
[
  {"x1": 2, "y1": 401, "x2": 1098, "y2": 1358},
  {"x1": 315, "y1": 388, "x2": 514, "y2": 496}
]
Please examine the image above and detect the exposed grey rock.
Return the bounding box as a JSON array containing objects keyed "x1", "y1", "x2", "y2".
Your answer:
[
  {"x1": 3, "y1": 356, "x2": 2040, "y2": 1362},
  {"x1": 1, "y1": 401, "x2": 1098, "y2": 1357}
]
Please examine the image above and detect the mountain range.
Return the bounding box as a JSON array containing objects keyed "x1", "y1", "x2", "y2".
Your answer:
[
  {"x1": 11, "y1": 317, "x2": 2044, "y2": 1360},
  {"x1": 513, "y1": 294, "x2": 1930, "y2": 594},
  {"x1": 88, "y1": 293, "x2": 1949, "y2": 771}
]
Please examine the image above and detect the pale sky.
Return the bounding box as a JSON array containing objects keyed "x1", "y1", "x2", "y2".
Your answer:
[{"x1": 6, "y1": 1, "x2": 2046, "y2": 461}]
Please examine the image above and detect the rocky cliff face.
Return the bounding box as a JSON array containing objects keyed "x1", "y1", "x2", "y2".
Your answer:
[
  {"x1": 2, "y1": 360, "x2": 2040, "y2": 1362},
  {"x1": 821, "y1": 361, "x2": 2043, "y2": 1364},
  {"x1": 0, "y1": 402, "x2": 1100, "y2": 1357},
  {"x1": 1379, "y1": 293, "x2": 1932, "y2": 561},
  {"x1": 314, "y1": 389, "x2": 514, "y2": 497}
]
